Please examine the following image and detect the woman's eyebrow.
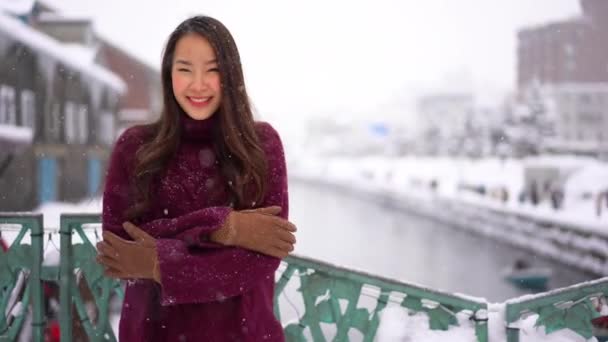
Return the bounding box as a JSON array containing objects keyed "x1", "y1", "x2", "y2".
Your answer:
[
  {"x1": 174, "y1": 59, "x2": 193, "y2": 66},
  {"x1": 174, "y1": 59, "x2": 217, "y2": 65}
]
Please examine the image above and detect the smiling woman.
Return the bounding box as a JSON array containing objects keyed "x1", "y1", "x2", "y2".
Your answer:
[{"x1": 95, "y1": 15, "x2": 297, "y2": 342}]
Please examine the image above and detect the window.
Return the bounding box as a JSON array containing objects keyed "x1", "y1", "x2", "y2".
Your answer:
[
  {"x1": 0, "y1": 85, "x2": 16, "y2": 125},
  {"x1": 0, "y1": 87, "x2": 4, "y2": 124},
  {"x1": 98, "y1": 111, "x2": 115, "y2": 145},
  {"x1": 579, "y1": 94, "x2": 591, "y2": 105},
  {"x1": 579, "y1": 112, "x2": 599, "y2": 124},
  {"x1": 77, "y1": 104, "x2": 88, "y2": 144},
  {"x1": 45, "y1": 102, "x2": 62, "y2": 142},
  {"x1": 64, "y1": 101, "x2": 77, "y2": 144},
  {"x1": 563, "y1": 43, "x2": 574, "y2": 57},
  {"x1": 20, "y1": 89, "x2": 36, "y2": 130},
  {"x1": 565, "y1": 60, "x2": 576, "y2": 73},
  {"x1": 63, "y1": 103, "x2": 89, "y2": 144}
]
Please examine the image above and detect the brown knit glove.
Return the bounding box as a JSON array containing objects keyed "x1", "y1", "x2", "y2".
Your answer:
[
  {"x1": 210, "y1": 206, "x2": 297, "y2": 258},
  {"x1": 97, "y1": 222, "x2": 161, "y2": 283}
]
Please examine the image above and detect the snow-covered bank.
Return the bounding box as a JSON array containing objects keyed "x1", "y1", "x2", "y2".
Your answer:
[{"x1": 290, "y1": 155, "x2": 608, "y2": 277}]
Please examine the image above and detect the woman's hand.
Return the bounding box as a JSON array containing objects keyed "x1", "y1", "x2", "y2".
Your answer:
[
  {"x1": 96, "y1": 222, "x2": 161, "y2": 283},
  {"x1": 210, "y1": 206, "x2": 297, "y2": 258}
]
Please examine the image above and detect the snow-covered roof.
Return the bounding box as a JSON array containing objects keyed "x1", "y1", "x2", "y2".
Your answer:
[
  {"x1": 0, "y1": 123, "x2": 33, "y2": 151},
  {"x1": 35, "y1": 12, "x2": 92, "y2": 23},
  {"x1": 0, "y1": 0, "x2": 35, "y2": 16},
  {"x1": 0, "y1": 12, "x2": 126, "y2": 93},
  {"x1": 63, "y1": 43, "x2": 98, "y2": 63}
]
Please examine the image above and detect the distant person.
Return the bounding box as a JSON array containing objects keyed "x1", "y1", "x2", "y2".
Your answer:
[
  {"x1": 597, "y1": 190, "x2": 608, "y2": 217},
  {"x1": 530, "y1": 181, "x2": 539, "y2": 206},
  {"x1": 430, "y1": 179, "x2": 438, "y2": 192},
  {"x1": 96, "y1": 16, "x2": 297, "y2": 341},
  {"x1": 501, "y1": 187, "x2": 509, "y2": 203},
  {"x1": 518, "y1": 190, "x2": 526, "y2": 204},
  {"x1": 550, "y1": 187, "x2": 564, "y2": 210}
]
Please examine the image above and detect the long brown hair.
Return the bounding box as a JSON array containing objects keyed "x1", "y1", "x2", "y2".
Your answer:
[{"x1": 126, "y1": 16, "x2": 267, "y2": 219}]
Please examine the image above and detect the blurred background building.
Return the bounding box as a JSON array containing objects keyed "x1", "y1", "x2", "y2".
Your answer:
[
  {"x1": 0, "y1": 0, "x2": 161, "y2": 210},
  {"x1": 515, "y1": 0, "x2": 608, "y2": 157}
]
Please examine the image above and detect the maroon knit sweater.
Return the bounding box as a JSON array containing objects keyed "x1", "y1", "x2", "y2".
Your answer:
[{"x1": 102, "y1": 113, "x2": 288, "y2": 341}]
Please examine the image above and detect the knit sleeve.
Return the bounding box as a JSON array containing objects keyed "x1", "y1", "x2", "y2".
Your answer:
[
  {"x1": 101, "y1": 127, "x2": 231, "y2": 248},
  {"x1": 155, "y1": 121, "x2": 289, "y2": 305}
]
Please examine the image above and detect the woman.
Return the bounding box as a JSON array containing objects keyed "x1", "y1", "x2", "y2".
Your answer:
[{"x1": 96, "y1": 15, "x2": 296, "y2": 341}]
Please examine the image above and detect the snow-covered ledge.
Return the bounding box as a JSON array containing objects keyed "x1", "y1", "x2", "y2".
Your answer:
[{"x1": 0, "y1": 124, "x2": 33, "y2": 152}]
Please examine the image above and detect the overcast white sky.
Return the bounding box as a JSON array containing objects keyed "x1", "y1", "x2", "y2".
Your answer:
[{"x1": 46, "y1": 0, "x2": 580, "y2": 126}]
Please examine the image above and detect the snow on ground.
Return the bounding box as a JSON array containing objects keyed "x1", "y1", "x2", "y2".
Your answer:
[
  {"x1": 1, "y1": 197, "x2": 103, "y2": 263},
  {"x1": 35, "y1": 197, "x2": 102, "y2": 229},
  {"x1": 377, "y1": 307, "x2": 477, "y2": 341}
]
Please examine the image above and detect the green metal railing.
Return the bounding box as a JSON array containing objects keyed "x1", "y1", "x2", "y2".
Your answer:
[
  {"x1": 505, "y1": 277, "x2": 608, "y2": 342},
  {"x1": 0, "y1": 213, "x2": 123, "y2": 342},
  {"x1": 275, "y1": 255, "x2": 488, "y2": 341},
  {"x1": 2, "y1": 212, "x2": 608, "y2": 341}
]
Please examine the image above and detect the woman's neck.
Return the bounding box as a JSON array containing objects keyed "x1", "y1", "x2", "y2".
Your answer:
[{"x1": 180, "y1": 112, "x2": 218, "y2": 142}]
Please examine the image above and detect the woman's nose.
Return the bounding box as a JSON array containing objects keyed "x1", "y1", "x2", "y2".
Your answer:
[{"x1": 190, "y1": 73, "x2": 208, "y2": 91}]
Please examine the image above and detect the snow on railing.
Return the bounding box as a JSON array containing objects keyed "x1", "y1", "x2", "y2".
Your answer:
[{"x1": 505, "y1": 277, "x2": 608, "y2": 342}]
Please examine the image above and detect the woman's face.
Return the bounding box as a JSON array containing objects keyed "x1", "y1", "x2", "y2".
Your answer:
[{"x1": 171, "y1": 33, "x2": 222, "y2": 120}]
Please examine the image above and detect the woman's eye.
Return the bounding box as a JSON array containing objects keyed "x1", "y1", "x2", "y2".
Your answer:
[
  {"x1": 208, "y1": 68, "x2": 219, "y2": 72},
  {"x1": 178, "y1": 68, "x2": 191, "y2": 72}
]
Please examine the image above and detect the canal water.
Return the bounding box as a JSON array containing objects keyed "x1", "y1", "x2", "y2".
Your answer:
[{"x1": 288, "y1": 181, "x2": 595, "y2": 302}]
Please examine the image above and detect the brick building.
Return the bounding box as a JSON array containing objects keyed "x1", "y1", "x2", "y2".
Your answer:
[{"x1": 516, "y1": 0, "x2": 608, "y2": 156}]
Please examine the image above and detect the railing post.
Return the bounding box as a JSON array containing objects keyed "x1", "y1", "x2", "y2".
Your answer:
[
  {"x1": 28, "y1": 214, "x2": 45, "y2": 342},
  {"x1": 473, "y1": 309, "x2": 489, "y2": 342},
  {"x1": 0, "y1": 213, "x2": 45, "y2": 342},
  {"x1": 505, "y1": 304, "x2": 520, "y2": 342},
  {"x1": 506, "y1": 326, "x2": 520, "y2": 342},
  {"x1": 59, "y1": 215, "x2": 74, "y2": 342}
]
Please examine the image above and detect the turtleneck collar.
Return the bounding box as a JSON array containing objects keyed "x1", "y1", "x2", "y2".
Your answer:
[{"x1": 180, "y1": 112, "x2": 219, "y2": 142}]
